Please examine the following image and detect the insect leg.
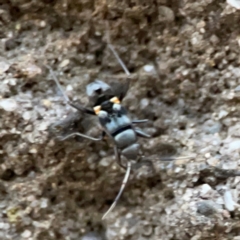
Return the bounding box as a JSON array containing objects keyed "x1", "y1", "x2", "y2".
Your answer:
[
  {"x1": 135, "y1": 128, "x2": 151, "y2": 138},
  {"x1": 114, "y1": 146, "x2": 126, "y2": 169},
  {"x1": 102, "y1": 161, "x2": 131, "y2": 220},
  {"x1": 46, "y1": 65, "x2": 95, "y2": 115},
  {"x1": 132, "y1": 119, "x2": 149, "y2": 124},
  {"x1": 61, "y1": 131, "x2": 105, "y2": 141},
  {"x1": 68, "y1": 102, "x2": 95, "y2": 115}
]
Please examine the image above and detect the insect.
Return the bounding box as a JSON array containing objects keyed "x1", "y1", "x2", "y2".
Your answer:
[{"x1": 47, "y1": 33, "x2": 172, "y2": 219}]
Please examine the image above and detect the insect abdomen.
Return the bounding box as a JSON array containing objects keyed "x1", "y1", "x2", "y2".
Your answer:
[
  {"x1": 114, "y1": 129, "x2": 137, "y2": 149},
  {"x1": 121, "y1": 143, "x2": 140, "y2": 161}
]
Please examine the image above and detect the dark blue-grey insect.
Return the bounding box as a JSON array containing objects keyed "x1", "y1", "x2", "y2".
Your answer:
[{"x1": 47, "y1": 43, "x2": 154, "y2": 219}]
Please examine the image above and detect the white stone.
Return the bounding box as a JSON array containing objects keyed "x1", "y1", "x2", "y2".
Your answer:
[
  {"x1": 228, "y1": 140, "x2": 240, "y2": 152},
  {"x1": 0, "y1": 222, "x2": 5, "y2": 229},
  {"x1": 21, "y1": 230, "x2": 32, "y2": 238},
  {"x1": 0, "y1": 61, "x2": 10, "y2": 74},
  {"x1": 120, "y1": 227, "x2": 127, "y2": 235},
  {"x1": 40, "y1": 198, "x2": 49, "y2": 208},
  {"x1": 227, "y1": 0, "x2": 240, "y2": 9},
  {"x1": 66, "y1": 84, "x2": 73, "y2": 92},
  {"x1": 59, "y1": 59, "x2": 70, "y2": 68},
  {"x1": 199, "y1": 184, "x2": 212, "y2": 197},
  {"x1": 143, "y1": 64, "x2": 154, "y2": 73},
  {"x1": 23, "y1": 111, "x2": 32, "y2": 121},
  {"x1": 0, "y1": 98, "x2": 18, "y2": 112},
  {"x1": 38, "y1": 122, "x2": 48, "y2": 131},
  {"x1": 224, "y1": 190, "x2": 236, "y2": 211},
  {"x1": 218, "y1": 110, "x2": 228, "y2": 119}
]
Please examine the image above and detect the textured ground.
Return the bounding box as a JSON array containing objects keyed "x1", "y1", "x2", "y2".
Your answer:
[{"x1": 1, "y1": 0, "x2": 240, "y2": 239}]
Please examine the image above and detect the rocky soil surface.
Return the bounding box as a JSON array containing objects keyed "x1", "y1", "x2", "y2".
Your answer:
[{"x1": 1, "y1": 0, "x2": 240, "y2": 239}]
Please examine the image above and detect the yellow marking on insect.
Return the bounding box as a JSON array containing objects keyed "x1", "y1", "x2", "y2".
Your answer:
[
  {"x1": 110, "y1": 96, "x2": 120, "y2": 104},
  {"x1": 94, "y1": 105, "x2": 101, "y2": 115}
]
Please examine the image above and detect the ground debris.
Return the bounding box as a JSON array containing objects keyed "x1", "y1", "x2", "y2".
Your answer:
[{"x1": 1, "y1": 0, "x2": 240, "y2": 239}]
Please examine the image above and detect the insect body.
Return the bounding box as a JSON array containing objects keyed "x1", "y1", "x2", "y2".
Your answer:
[
  {"x1": 96, "y1": 95, "x2": 139, "y2": 159},
  {"x1": 87, "y1": 80, "x2": 150, "y2": 168},
  {"x1": 47, "y1": 41, "x2": 151, "y2": 219}
]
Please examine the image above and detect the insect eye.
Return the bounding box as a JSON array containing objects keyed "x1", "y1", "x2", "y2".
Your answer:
[
  {"x1": 113, "y1": 103, "x2": 121, "y2": 111},
  {"x1": 98, "y1": 110, "x2": 108, "y2": 119},
  {"x1": 95, "y1": 88, "x2": 102, "y2": 94}
]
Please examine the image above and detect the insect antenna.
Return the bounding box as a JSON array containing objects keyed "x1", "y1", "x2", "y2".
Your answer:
[
  {"x1": 46, "y1": 65, "x2": 70, "y2": 103},
  {"x1": 46, "y1": 65, "x2": 95, "y2": 114},
  {"x1": 102, "y1": 161, "x2": 132, "y2": 220},
  {"x1": 105, "y1": 22, "x2": 130, "y2": 77}
]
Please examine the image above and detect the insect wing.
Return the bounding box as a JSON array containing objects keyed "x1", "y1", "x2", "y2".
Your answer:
[
  {"x1": 86, "y1": 79, "x2": 130, "y2": 106},
  {"x1": 108, "y1": 79, "x2": 130, "y2": 101}
]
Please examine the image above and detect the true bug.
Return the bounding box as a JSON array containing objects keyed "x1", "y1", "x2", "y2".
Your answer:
[{"x1": 47, "y1": 32, "x2": 169, "y2": 219}]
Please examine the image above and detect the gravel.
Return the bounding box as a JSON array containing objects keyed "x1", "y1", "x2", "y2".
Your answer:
[{"x1": 1, "y1": 0, "x2": 240, "y2": 239}]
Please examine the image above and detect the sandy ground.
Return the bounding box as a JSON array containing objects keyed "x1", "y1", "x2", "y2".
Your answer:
[{"x1": 1, "y1": 0, "x2": 240, "y2": 239}]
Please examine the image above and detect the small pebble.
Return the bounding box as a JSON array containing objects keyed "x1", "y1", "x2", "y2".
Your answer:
[
  {"x1": 199, "y1": 184, "x2": 212, "y2": 197},
  {"x1": 228, "y1": 140, "x2": 240, "y2": 152},
  {"x1": 24, "y1": 64, "x2": 42, "y2": 78},
  {"x1": 120, "y1": 227, "x2": 127, "y2": 235},
  {"x1": 227, "y1": 0, "x2": 240, "y2": 9},
  {"x1": 191, "y1": 235, "x2": 201, "y2": 240},
  {"x1": 99, "y1": 156, "x2": 113, "y2": 167},
  {"x1": 202, "y1": 119, "x2": 222, "y2": 134},
  {"x1": 0, "y1": 98, "x2": 18, "y2": 112},
  {"x1": 29, "y1": 148, "x2": 37, "y2": 154},
  {"x1": 0, "y1": 222, "x2": 5, "y2": 229},
  {"x1": 23, "y1": 111, "x2": 32, "y2": 121},
  {"x1": 66, "y1": 85, "x2": 73, "y2": 92},
  {"x1": 0, "y1": 61, "x2": 10, "y2": 74},
  {"x1": 40, "y1": 198, "x2": 49, "y2": 208},
  {"x1": 38, "y1": 122, "x2": 49, "y2": 131},
  {"x1": 158, "y1": 6, "x2": 175, "y2": 22},
  {"x1": 143, "y1": 65, "x2": 154, "y2": 73},
  {"x1": 207, "y1": 157, "x2": 219, "y2": 166},
  {"x1": 59, "y1": 59, "x2": 70, "y2": 68},
  {"x1": 224, "y1": 189, "x2": 235, "y2": 212},
  {"x1": 21, "y1": 230, "x2": 32, "y2": 238},
  {"x1": 234, "y1": 85, "x2": 240, "y2": 92},
  {"x1": 82, "y1": 232, "x2": 103, "y2": 240},
  {"x1": 218, "y1": 110, "x2": 228, "y2": 119},
  {"x1": 39, "y1": 20, "x2": 46, "y2": 28},
  {"x1": 42, "y1": 99, "x2": 52, "y2": 108},
  {"x1": 140, "y1": 98, "x2": 150, "y2": 110},
  {"x1": 197, "y1": 200, "x2": 218, "y2": 216},
  {"x1": 0, "y1": 202, "x2": 7, "y2": 209}
]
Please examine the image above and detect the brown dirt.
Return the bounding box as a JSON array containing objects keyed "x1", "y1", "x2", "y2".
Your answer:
[{"x1": 1, "y1": 0, "x2": 240, "y2": 239}]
